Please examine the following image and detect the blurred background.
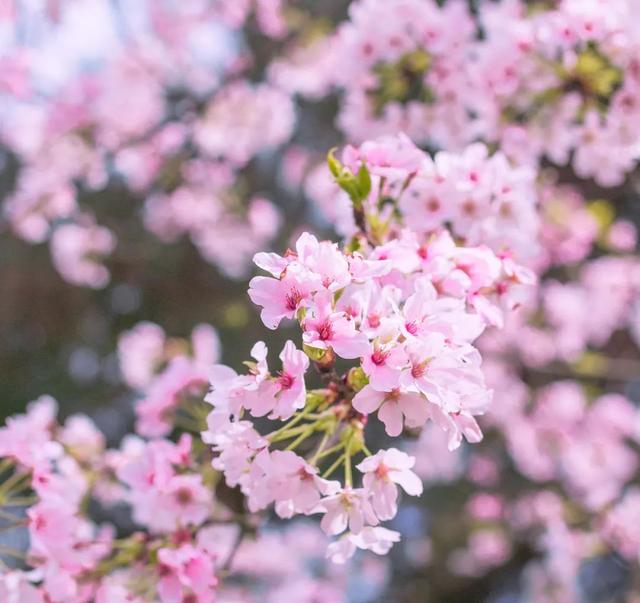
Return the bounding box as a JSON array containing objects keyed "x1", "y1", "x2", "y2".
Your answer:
[
  {"x1": 0, "y1": 0, "x2": 347, "y2": 423},
  {"x1": 2, "y1": 1, "x2": 640, "y2": 601}
]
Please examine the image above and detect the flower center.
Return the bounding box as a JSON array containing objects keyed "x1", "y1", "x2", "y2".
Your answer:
[
  {"x1": 277, "y1": 371, "x2": 295, "y2": 390},
  {"x1": 317, "y1": 320, "x2": 334, "y2": 341},
  {"x1": 375, "y1": 463, "x2": 390, "y2": 480},
  {"x1": 405, "y1": 321, "x2": 418, "y2": 335},
  {"x1": 371, "y1": 348, "x2": 390, "y2": 366},
  {"x1": 298, "y1": 467, "x2": 314, "y2": 481},
  {"x1": 285, "y1": 287, "x2": 303, "y2": 311},
  {"x1": 411, "y1": 360, "x2": 429, "y2": 379},
  {"x1": 426, "y1": 197, "x2": 440, "y2": 212},
  {"x1": 33, "y1": 514, "x2": 47, "y2": 532},
  {"x1": 385, "y1": 388, "x2": 401, "y2": 401},
  {"x1": 368, "y1": 313, "x2": 381, "y2": 328},
  {"x1": 462, "y1": 199, "x2": 477, "y2": 216},
  {"x1": 175, "y1": 487, "x2": 194, "y2": 506}
]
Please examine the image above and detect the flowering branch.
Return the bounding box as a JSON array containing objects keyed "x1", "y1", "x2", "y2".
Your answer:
[{"x1": 201, "y1": 133, "x2": 536, "y2": 563}]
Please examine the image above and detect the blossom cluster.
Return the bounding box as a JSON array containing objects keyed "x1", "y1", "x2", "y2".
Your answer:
[
  {"x1": 0, "y1": 368, "x2": 389, "y2": 602},
  {"x1": 199, "y1": 135, "x2": 535, "y2": 561},
  {"x1": 287, "y1": 0, "x2": 640, "y2": 185},
  {"x1": 0, "y1": 132, "x2": 538, "y2": 600},
  {"x1": 0, "y1": 242, "x2": 410, "y2": 602},
  {"x1": 3, "y1": 0, "x2": 639, "y2": 292},
  {"x1": 296, "y1": 134, "x2": 640, "y2": 600},
  {"x1": 118, "y1": 321, "x2": 220, "y2": 437},
  {"x1": 2, "y1": 0, "x2": 640, "y2": 601},
  {"x1": 0, "y1": 2, "x2": 291, "y2": 287},
  {"x1": 0, "y1": 393, "x2": 224, "y2": 603}
]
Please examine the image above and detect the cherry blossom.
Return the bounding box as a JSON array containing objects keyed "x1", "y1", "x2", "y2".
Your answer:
[
  {"x1": 3, "y1": 2, "x2": 640, "y2": 597},
  {"x1": 356, "y1": 448, "x2": 422, "y2": 520}
]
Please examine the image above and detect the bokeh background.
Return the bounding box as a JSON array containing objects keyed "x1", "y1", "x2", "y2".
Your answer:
[
  {"x1": 1, "y1": 0, "x2": 346, "y2": 422},
  {"x1": 2, "y1": 1, "x2": 640, "y2": 601}
]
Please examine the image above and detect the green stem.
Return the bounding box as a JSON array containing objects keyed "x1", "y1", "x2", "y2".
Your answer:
[
  {"x1": 344, "y1": 433, "x2": 355, "y2": 487},
  {"x1": 344, "y1": 452, "x2": 353, "y2": 487},
  {"x1": 270, "y1": 423, "x2": 315, "y2": 444},
  {"x1": 0, "y1": 458, "x2": 14, "y2": 476},
  {"x1": 285, "y1": 425, "x2": 316, "y2": 451},
  {"x1": 0, "y1": 470, "x2": 31, "y2": 500},
  {"x1": 309, "y1": 432, "x2": 330, "y2": 465},
  {"x1": 322, "y1": 453, "x2": 346, "y2": 479},
  {"x1": 266, "y1": 402, "x2": 318, "y2": 442},
  {"x1": 267, "y1": 406, "x2": 314, "y2": 441},
  {"x1": 315, "y1": 442, "x2": 345, "y2": 462}
]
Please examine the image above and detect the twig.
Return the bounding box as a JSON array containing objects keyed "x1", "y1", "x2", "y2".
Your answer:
[{"x1": 222, "y1": 525, "x2": 246, "y2": 572}]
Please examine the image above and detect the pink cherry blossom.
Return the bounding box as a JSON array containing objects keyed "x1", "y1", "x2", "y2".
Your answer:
[
  {"x1": 272, "y1": 340, "x2": 310, "y2": 420},
  {"x1": 157, "y1": 544, "x2": 218, "y2": 603},
  {"x1": 247, "y1": 449, "x2": 339, "y2": 517},
  {"x1": 249, "y1": 264, "x2": 316, "y2": 330},
  {"x1": 356, "y1": 448, "x2": 422, "y2": 520},
  {"x1": 0, "y1": 573, "x2": 46, "y2": 603},
  {"x1": 302, "y1": 291, "x2": 370, "y2": 359},
  {"x1": 326, "y1": 527, "x2": 401, "y2": 564},
  {"x1": 361, "y1": 342, "x2": 407, "y2": 391},
  {"x1": 318, "y1": 487, "x2": 379, "y2": 536},
  {"x1": 352, "y1": 386, "x2": 429, "y2": 437}
]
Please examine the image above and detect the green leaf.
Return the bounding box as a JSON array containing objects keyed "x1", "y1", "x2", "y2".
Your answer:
[
  {"x1": 346, "y1": 236, "x2": 363, "y2": 253},
  {"x1": 327, "y1": 147, "x2": 342, "y2": 178},
  {"x1": 326, "y1": 147, "x2": 372, "y2": 209},
  {"x1": 356, "y1": 164, "x2": 371, "y2": 200},
  {"x1": 303, "y1": 344, "x2": 327, "y2": 362}
]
